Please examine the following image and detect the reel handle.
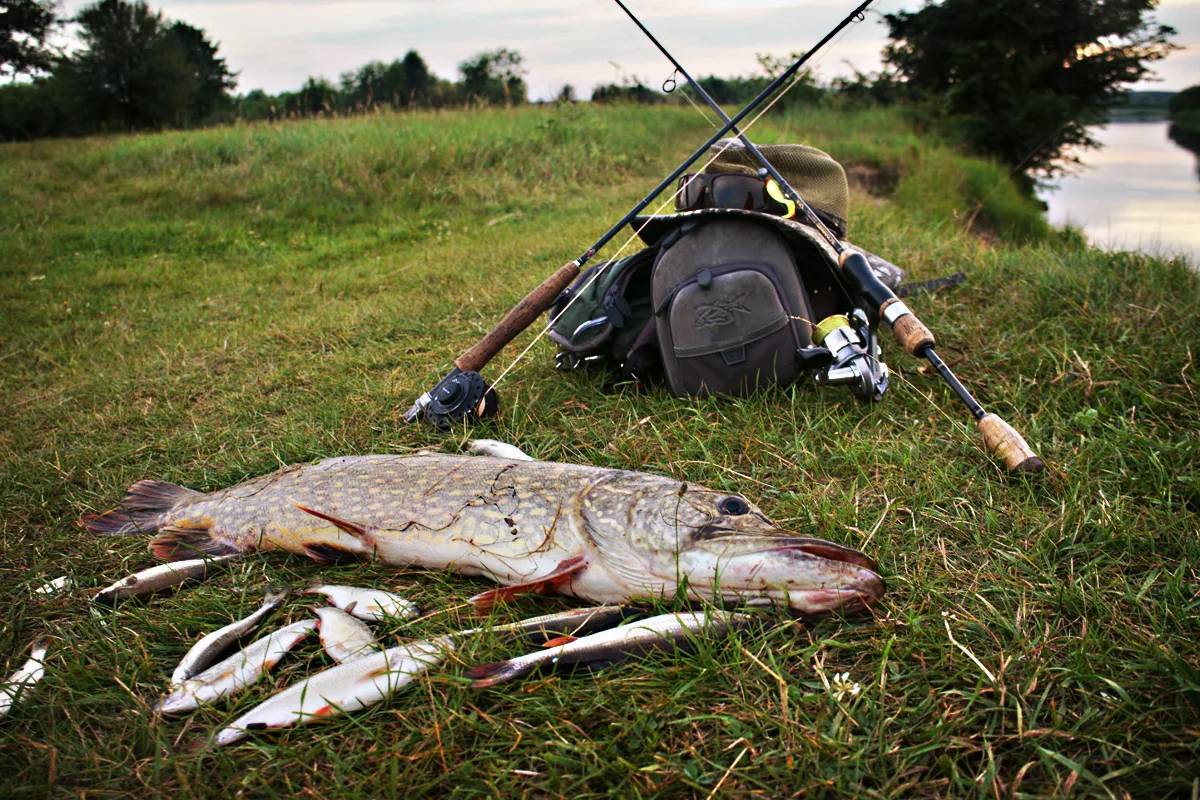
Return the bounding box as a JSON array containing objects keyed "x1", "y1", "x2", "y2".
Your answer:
[{"x1": 456, "y1": 261, "x2": 581, "y2": 372}]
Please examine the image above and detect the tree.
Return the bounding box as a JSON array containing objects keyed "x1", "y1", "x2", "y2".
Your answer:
[
  {"x1": 458, "y1": 48, "x2": 526, "y2": 106},
  {"x1": 168, "y1": 22, "x2": 236, "y2": 121},
  {"x1": 0, "y1": 0, "x2": 57, "y2": 77},
  {"x1": 400, "y1": 49, "x2": 432, "y2": 104},
  {"x1": 71, "y1": 0, "x2": 193, "y2": 129},
  {"x1": 68, "y1": 0, "x2": 235, "y2": 130},
  {"x1": 883, "y1": 0, "x2": 1177, "y2": 182}
]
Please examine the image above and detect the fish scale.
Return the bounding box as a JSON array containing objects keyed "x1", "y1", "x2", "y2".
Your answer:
[{"x1": 84, "y1": 452, "x2": 886, "y2": 615}]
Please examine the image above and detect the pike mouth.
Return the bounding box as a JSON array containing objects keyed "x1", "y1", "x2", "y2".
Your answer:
[{"x1": 764, "y1": 540, "x2": 881, "y2": 575}]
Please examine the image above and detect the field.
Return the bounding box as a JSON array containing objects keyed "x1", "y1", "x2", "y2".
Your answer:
[{"x1": 1, "y1": 103, "x2": 1197, "y2": 798}]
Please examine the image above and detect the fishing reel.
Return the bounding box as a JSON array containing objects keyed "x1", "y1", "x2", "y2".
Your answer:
[
  {"x1": 812, "y1": 310, "x2": 889, "y2": 403},
  {"x1": 404, "y1": 368, "x2": 499, "y2": 431}
]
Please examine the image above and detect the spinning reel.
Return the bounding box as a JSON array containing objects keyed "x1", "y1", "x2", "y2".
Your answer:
[{"x1": 811, "y1": 310, "x2": 889, "y2": 403}]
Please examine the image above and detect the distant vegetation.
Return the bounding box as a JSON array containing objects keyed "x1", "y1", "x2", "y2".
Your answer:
[
  {"x1": 1110, "y1": 90, "x2": 1175, "y2": 121},
  {"x1": 0, "y1": 0, "x2": 1181, "y2": 194},
  {"x1": 1167, "y1": 84, "x2": 1200, "y2": 155}
]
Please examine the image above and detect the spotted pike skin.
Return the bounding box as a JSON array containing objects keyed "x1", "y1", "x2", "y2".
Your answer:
[
  {"x1": 161, "y1": 455, "x2": 601, "y2": 583},
  {"x1": 96, "y1": 453, "x2": 885, "y2": 614}
]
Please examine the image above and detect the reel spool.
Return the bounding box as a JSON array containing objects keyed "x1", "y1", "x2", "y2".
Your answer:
[
  {"x1": 422, "y1": 370, "x2": 499, "y2": 430},
  {"x1": 812, "y1": 311, "x2": 889, "y2": 403}
]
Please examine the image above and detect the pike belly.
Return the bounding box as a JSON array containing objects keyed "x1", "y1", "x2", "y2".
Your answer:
[{"x1": 162, "y1": 455, "x2": 613, "y2": 589}]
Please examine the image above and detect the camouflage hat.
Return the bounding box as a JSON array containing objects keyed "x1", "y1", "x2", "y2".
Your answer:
[{"x1": 704, "y1": 140, "x2": 850, "y2": 237}]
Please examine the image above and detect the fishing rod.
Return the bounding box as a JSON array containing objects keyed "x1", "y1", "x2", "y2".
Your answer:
[
  {"x1": 403, "y1": 0, "x2": 875, "y2": 430},
  {"x1": 612, "y1": 0, "x2": 1043, "y2": 473}
]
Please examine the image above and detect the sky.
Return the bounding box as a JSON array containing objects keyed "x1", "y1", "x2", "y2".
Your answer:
[{"x1": 55, "y1": 0, "x2": 1200, "y2": 99}]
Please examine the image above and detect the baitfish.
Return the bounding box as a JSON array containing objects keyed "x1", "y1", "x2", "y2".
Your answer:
[
  {"x1": 303, "y1": 584, "x2": 418, "y2": 622},
  {"x1": 0, "y1": 638, "x2": 50, "y2": 719},
  {"x1": 467, "y1": 610, "x2": 747, "y2": 688},
  {"x1": 156, "y1": 619, "x2": 315, "y2": 715},
  {"x1": 314, "y1": 606, "x2": 378, "y2": 663},
  {"x1": 93, "y1": 554, "x2": 240, "y2": 605},
  {"x1": 170, "y1": 589, "x2": 288, "y2": 685},
  {"x1": 82, "y1": 452, "x2": 884, "y2": 616},
  {"x1": 458, "y1": 605, "x2": 631, "y2": 643},
  {"x1": 213, "y1": 636, "x2": 452, "y2": 746}
]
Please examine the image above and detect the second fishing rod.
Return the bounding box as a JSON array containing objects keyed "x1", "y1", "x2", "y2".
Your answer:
[{"x1": 612, "y1": 0, "x2": 1043, "y2": 473}]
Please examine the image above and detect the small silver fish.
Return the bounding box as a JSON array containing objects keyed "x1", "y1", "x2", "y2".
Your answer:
[
  {"x1": 465, "y1": 439, "x2": 534, "y2": 461},
  {"x1": 0, "y1": 637, "x2": 50, "y2": 719},
  {"x1": 458, "y1": 605, "x2": 630, "y2": 643},
  {"x1": 468, "y1": 610, "x2": 747, "y2": 688},
  {"x1": 94, "y1": 555, "x2": 240, "y2": 605},
  {"x1": 156, "y1": 619, "x2": 315, "y2": 715},
  {"x1": 302, "y1": 585, "x2": 418, "y2": 622},
  {"x1": 170, "y1": 589, "x2": 289, "y2": 685},
  {"x1": 214, "y1": 636, "x2": 453, "y2": 746},
  {"x1": 34, "y1": 576, "x2": 73, "y2": 596},
  {"x1": 314, "y1": 606, "x2": 378, "y2": 663}
]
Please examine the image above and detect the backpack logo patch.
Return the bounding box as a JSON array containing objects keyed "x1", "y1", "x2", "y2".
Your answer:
[{"x1": 694, "y1": 293, "x2": 750, "y2": 329}]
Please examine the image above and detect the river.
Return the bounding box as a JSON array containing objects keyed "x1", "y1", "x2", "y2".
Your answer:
[{"x1": 1040, "y1": 121, "x2": 1200, "y2": 265}]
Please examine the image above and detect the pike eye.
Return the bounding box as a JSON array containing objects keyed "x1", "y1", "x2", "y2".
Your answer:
[{"x1": 717, "y1": 496, "x2": 750, "y2": 516}]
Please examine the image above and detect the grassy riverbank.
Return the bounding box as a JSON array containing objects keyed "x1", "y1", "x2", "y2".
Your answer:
[{"x1": 1, "y1": 104, "x2": 1197, "y2": 798}]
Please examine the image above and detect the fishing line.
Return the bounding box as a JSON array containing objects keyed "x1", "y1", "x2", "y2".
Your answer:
[
  {"x1": 487, "y1": 68, "x2": 819, "y2": 392},
  {"x1": 487, "y1": 26, "x2": 857, "y2": 393}
]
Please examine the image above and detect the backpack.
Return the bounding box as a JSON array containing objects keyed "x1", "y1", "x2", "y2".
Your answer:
[
  {"x1": 651, "y1": 217, "x2": 816, "y2": 396},
  {"x1": 546, "y1": 245, "x2": 661, "y2": 380}
]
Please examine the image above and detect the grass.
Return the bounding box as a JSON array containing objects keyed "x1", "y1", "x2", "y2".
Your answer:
[{"x1": 1, "y1": 102, "x2": 1198, "y2": 798}]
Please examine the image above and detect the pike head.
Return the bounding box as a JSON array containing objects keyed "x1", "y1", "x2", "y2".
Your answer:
[{"x1": 577, "y1": 473, "x2": 885, "y2": 616}]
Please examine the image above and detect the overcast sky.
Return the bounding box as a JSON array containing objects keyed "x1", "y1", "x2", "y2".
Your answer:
[{"x1": 56, "y1": 0, "x2": 1200, "y2": 99}]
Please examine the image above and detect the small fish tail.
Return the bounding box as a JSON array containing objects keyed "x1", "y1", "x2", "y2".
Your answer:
[
  {"x1": 149, "y1": 523, "x2": 240, "y2": 561},
  {"x1": 80, "y1": 480, "x2": 202, "y2": 536},
  {"x1": 465, "y1": 659, "x2": 526, "y2": 688}
]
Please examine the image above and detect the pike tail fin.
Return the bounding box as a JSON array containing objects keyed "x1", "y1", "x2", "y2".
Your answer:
[
  {"x1": 149, "y1": 523, "x2": 240, "y2": 561},
  {"x1": 80, "y1": 480, "x2": 202, "y2": 536}
]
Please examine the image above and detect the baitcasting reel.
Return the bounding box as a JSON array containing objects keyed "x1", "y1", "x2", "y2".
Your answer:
[{"x1": 812, "y1": 309, "x2": 889, "y2": 403}]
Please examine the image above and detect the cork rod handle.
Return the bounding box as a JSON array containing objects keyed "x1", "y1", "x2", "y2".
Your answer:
[
  {"x1": 455, "y1": 261, "x2": 581, "y2": 373},
  {"x1": 977, "y1": 413, "x2": 1044, "y2": 473}
]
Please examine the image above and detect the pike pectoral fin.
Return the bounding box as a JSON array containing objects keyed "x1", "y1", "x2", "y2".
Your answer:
[
  {"x1": 302, "y1": 543, "x2": 364, "y2": 565},
  {"x1": 468, "y1": 556, "x2": 588, "y2": 611},
  {"x1": 150, "y1": 523, "x2": 239, "y2": 561},
  {"x1": 294, "y1": 505, "x2": 373, "y2": 540}
]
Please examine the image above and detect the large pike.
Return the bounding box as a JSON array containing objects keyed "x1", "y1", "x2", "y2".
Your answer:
[{"x1": 82, "y1": 453, "x2": 884, "y2": 615}]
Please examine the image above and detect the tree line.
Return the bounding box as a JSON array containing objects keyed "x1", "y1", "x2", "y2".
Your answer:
[
  {"x1": 0, "y1": 0, "x2": 1179, "y2": 190},
  {"x1": 0, "y1": 0, "x2": 538, "y2": 139}
]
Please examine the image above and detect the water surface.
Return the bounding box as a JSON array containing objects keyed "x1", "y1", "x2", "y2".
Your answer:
[{"x1": 1041, "y1": 121, "x2": 1199, "y2": 265}]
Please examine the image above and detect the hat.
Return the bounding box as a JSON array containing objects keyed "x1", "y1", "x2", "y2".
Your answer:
[{"x1": 704, "y1": 140, "x2": 850, "y2": 237}]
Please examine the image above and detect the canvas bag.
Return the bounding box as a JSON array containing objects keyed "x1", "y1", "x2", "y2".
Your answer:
[{"x1": 650, "y1": 217, "x2": 817, "y2": 397}]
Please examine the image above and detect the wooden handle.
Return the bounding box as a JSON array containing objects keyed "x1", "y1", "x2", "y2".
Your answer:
[
  {"x1": 977, "y1": 413, "x2": 1044, "y2": 473},
  {"x1": 892, "y1": 313, "x2": 935, "y2": 356},
  {"x1": 455, "y1": 261, "x2": 581, "y2": 373},
  {"x1": 880, "y1": 298, "x2": 936, "y2": 356}
]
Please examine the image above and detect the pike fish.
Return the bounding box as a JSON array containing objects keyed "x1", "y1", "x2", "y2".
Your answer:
[
  {"x1": 314, "y1": 606, "x2": 378, "y2": 663},
  {"x1": 170, "y1": 589, "x2": 288, "y2": 685},
  {"x1": 0, "y1": 638, "x2": 50, "y2": 719},
  {"x1": 468, "y1": 610, "x2": 747, "y2": 688},
  {"x1": 94, "y1": 554, "x2": 240, "y2": 605},
  {"x1": 213, "y1": 636, "x2": 452, "y2": 746},
  {"x1": 82, "y1": 452, "x2": 884, "y2": 616},
  {"x1": 156, "y1": 619, "x2": 315, "y2": 715}
]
